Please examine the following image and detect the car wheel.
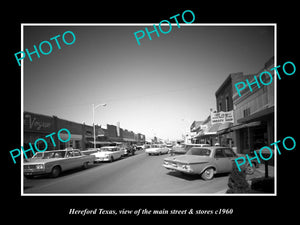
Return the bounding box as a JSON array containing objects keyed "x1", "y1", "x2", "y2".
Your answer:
[
  {"x1": 201, "y1": 168, "x2": 214, "y2": 180},
  {"x1": 50, "y1": 166, "x2": 61, "y2": 178},
  {"x1": 82, "y1": 162, "x2": 89, "y2": 169},
  {"x1": 110, "y1": 156, "x2": 114, "y2": 162}
]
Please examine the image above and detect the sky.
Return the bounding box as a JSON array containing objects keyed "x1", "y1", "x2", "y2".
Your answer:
[{"x1": 23, "y1": 24, "x2": 274, "y2": 140}]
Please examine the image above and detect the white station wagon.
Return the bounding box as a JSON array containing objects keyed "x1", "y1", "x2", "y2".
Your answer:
[{"x1": 145, "y1": 144, "x2": 170, "y2": 156}]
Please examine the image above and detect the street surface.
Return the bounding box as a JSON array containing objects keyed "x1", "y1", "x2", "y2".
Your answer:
[{"x1": 24, "y1": 150, "x2": 229, "y2": 194}]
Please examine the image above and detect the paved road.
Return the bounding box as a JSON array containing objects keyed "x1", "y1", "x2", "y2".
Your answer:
[{"x1": 24, "y1": 151, "x2": 229, "y2": 194}]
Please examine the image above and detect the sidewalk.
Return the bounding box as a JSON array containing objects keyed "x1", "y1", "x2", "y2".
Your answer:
[
  {"x1": 216, "y1": 164, "x2": 275, "y2": 194},
  {"x1": 246, "y1": 164, "x2": 275, "y2": 181}
]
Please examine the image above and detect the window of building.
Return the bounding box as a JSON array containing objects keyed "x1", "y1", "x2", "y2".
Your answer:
[
  {"x1": 225, "y1": 97, "x2": 229, "y2": 111},
  {"x1": 243, "y1": 108, "x2": 250, "y2": 117}
]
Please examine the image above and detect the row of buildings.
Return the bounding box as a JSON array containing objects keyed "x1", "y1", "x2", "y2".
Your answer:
[
  {"x1": 190, "y1": 56, "x2": 274, "y2": 154},
  {"x1": 24, "y1": 111, "x2": 146, "y2": 154}
]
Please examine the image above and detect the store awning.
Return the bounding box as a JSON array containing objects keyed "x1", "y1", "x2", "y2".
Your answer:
[
  {"x1": 123, "y1": 138, "x2": 137, "y2": 142},
  {"x1": 108, "y1": 137, "x2": 125, "y2": 142},
  {"x1": 230, "y1": 121, "x2": 261, "y2": 131},
  {"x1": 217, "y1": 122, "x2": 233, "y2": 134},
  {"x1": 89, "y1": 141, "x2": 113, "y2": 145},
  {"x1": 192, "y1": 130, "x2": 204, "y2": 139},
  {"x1": 202, "y1": 123, "x2": 221, "y2": 136}
]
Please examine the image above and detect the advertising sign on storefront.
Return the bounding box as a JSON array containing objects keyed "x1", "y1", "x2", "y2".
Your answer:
[
  {"x1": 211, "y1": 111, "x2": 234, "y2": 125},
  {"x1": 24, "y1": 112, "x2": 53, "y2": 132}
]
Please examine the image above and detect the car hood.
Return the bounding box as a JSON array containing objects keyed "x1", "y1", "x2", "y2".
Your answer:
[
  {"x1": 24, "y1": 158, "x2": 65, "y2": 165},
  {"x1": 164, "y1": 155, "x2": 210, "y2": 164}
]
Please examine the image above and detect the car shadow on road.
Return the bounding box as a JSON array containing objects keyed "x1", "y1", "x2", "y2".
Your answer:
[
  {"x1": 166, "y1": 171, "x2": 230, "y2": 181},
  {"x1": 23, "y1": 163, "x2": 103, "y2": 184},
  {"x1": 166, "y1": 171, "x2": 201, "y2": 181}
]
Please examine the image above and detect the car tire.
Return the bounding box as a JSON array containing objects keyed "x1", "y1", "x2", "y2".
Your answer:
[
  {"x1": 201, "y1": 168, "x2": 214, "y2": 180},
  {"x1": 50, "y1": 166, "x2": 61, "y2": 178},
  {"x1": 110, "y1": 156, "x2": 114, "y2": 162},
  {"x1": 82, "y1": 162, "x2": 89, "y2": 169}
]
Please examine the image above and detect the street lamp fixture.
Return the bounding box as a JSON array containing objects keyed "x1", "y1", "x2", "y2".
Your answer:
[{"x1": 92, "y1": 103, "x2": 107, "y2": 149}]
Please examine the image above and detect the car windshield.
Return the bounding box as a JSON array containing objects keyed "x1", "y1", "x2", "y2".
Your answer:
[
  {"x1": 33, "y1": 151, "x2": 66, "y2": 159},
  {"x1": 186, "y1": 148, "x2": 211, "y2": 156}
]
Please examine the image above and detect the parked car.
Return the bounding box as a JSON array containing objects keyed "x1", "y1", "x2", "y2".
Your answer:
[
  {"x1": 145, "y1": 144, "x2": 169, "y2": 156},
  {"x1": 166, "y1": 144, "x2": 173, "y2": 151},
  {"x1": 135, "y1": 145, "x2": 144, "y2": 151},
  {"x1": 170, "y1": 143, "x2": 210, "y2": 155},
  {"x1": 123, "y1": 145, "x2": 136, "y2": 156},
  {"x1": 91, "y1": 146, "x2": 124, "y2": 162},
  {"x1": 23, "y1": 148, "x2": 95, "y2": 178},
  {"x1": 81, "y1": 148, "x2": 99, "y2": 155},
  {"x1": 163, "y1": 146, "x2": 258, "y2": 180}
]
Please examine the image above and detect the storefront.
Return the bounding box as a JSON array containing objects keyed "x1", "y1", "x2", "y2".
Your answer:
[
  {"x1": 24, "y1": 112, "x2": 85, "y2": 152},
  {"x1": 58, "y1": 132, "x2": 82, "y2": 149},
  {"x1": 233, "y1": 107, "x2": 274, "y2": 154},
  {"x1": 24, "y1": 112, "x2": 56, "y2": 157},
  {"x1": 195, "y1": 119, "x2": 220, "y2": 146},
  {"x1": 232, "y1": 57, "x2": 275, "y2": 154},
  {"x1": 24, "y1": 111, "x2": 146, "y2": 152}
]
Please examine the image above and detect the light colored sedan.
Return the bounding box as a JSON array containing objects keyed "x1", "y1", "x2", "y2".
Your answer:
[
  {"x1": 163, "y1": 146, "x2": 258, "y2": 180},
  {"x1": 23, "y1": 149, "x2": 95, "y2": 178},
  {"x1": 145, "y1": 144, "x2": 170, "y2": 156},
  {"x1": 91, "y1": 146, "x2": 124, "y2": 162}
]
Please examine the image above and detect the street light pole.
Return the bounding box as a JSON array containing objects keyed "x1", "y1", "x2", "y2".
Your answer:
[{"x1": 92, "y1": 103, "x2": 107, "y2": 149}]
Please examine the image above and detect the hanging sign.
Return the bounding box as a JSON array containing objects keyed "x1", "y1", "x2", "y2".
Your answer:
[{"x1": 211, "y1": 111, "x2": 234, "y2": 125}]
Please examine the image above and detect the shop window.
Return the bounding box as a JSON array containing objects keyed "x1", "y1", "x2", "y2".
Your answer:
[
  {"x1": 75, "y1": 140, "x2": 80, "y2": 149},
  {"x1": 60, "y1": 142, "x2": 67, "y2": 149},
  {"x1": 35, "y1": 140, "x2": 46, "y2": 152},
  {"x1": 240, "y1": 129, "x2": 249, "y2": 153}
]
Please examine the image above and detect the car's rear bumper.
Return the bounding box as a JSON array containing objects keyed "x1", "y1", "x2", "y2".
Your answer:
[{"x1": 163, "y1": 164, "x2": 194, "y2": 174}]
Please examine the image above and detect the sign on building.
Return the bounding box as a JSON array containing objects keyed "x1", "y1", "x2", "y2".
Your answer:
[{"x1": 211, "y1": 111, "x2": 234, "y2": 125}]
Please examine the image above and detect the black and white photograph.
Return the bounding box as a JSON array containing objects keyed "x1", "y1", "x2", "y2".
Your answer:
[
  {"x1": 21, "y1": 24, "x2": 275, "y2": 195},
  {"x1": 4, "y1": 5, "x2": 298, "y2": 222}
]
